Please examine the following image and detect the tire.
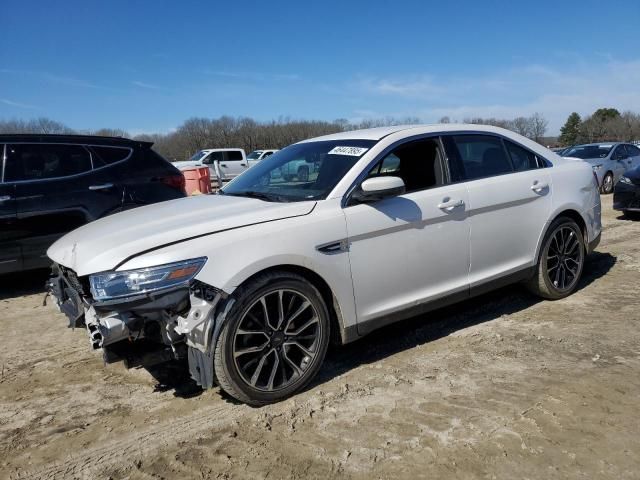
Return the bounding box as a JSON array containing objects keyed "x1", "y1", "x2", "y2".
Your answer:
[
  {"x1": 601, "y1": 172, "x2": 614, "y2": 194},
  {"x1": 526, "y1": 216, "x2": 585, "y2": 300},
  {"x1": 214, "y1": 271, "x2": 330, "y2": 406},
  {"x1": 297, "y1": 166, "x2": 309, "y2": 182}
]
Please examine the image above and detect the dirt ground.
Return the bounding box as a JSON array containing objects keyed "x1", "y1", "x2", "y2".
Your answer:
[{"x1": 1, "y1": 195, "x2": 639, "y2": 480}]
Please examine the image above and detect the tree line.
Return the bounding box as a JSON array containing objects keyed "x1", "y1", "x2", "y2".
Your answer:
[
  {"x1": 557, "y1": 108, "x2": 640, "y2": 146},
  {"x1": 0, "y1": 114, "x2": 548, "y2": 161}
]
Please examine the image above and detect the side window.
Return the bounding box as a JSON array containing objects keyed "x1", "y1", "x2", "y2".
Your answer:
[
  {"x1": 89, "y1": 146, "x2": 132, "y2": 167},
  {"x1": 504, "y1": 140, "x2": 540, "y2": 171},
  {"x1": 612, "y1": 146, "x2": 627, "y2": 159},
  {"x1": 366, "y1": 138, "x2": 444, "y2": 193},
  {"x1": 203, "y1": 152, "x2": 223, "y2": 164},
  {"x1": 624, "y1": 144, "x2": 640, "y2": 157},
  {"x1": 226, "y1": 150, "x2": 244, "y2": 161},
  {"x1": 448, "y1": 135, "x2": 512, "y2": 180},
  {"x1": 4, "y1": 144, "x2": 92, "y2": 182}
]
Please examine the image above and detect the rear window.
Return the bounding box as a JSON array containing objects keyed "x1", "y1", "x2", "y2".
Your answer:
[
  {"x1": 4, "y1": 143, "x2": 92, "y2": 182},
  {"x1": 89, "y1": 145, "x2": 132, "y2": 167}
]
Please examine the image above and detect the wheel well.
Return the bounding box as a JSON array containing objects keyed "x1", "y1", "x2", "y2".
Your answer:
[
  {"x1": 238, "y1": 265, "x2": 346, "y2": 345},
  {"x1": 537, "y1": 209, "x2": 587, "y2": 262}
]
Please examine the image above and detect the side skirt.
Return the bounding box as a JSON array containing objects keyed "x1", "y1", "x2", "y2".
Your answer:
[{"x1": 342, "y1": 266, "x2": 535, "y2": 344}]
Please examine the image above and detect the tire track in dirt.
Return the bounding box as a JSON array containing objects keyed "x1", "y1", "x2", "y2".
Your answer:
[{"x1": 11, "y1": 401, "x2": 246, "y2": 479}]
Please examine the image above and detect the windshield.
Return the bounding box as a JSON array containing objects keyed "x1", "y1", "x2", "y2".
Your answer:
[
  {"x1": 221, "y1": 140, "x2": 376, "y2": 202},
  {"x1": 563, "y1": 145, "x2": 613, "y2": 159},
  {"x1": 247, "y1": 151, "x2": 263, "y2": 160},
  {"x1": 188, "y1": 150, "x2": 208, "y2": 162}
]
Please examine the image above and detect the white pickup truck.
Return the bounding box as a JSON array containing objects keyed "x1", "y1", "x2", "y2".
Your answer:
[{"x1": 173, "y1": 148, "x2": 247, "y2": 181}]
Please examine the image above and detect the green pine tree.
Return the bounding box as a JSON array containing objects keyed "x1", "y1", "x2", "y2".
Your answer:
[{"x1": 558, "y1": 112, "x2": 582, "y2": 146}]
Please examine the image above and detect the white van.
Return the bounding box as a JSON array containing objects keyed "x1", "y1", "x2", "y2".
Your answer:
[{"x1": 174, "y1": 148, "x2": 247, "y2": 181}]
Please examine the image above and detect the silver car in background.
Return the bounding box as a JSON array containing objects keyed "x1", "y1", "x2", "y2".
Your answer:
[{"x1": 562, "y1": 143, "x2": 640, "y2": 194}]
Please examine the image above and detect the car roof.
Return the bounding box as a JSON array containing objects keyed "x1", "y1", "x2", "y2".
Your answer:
[
  {"x1": 298, "y1": 123, "x2": 539, "y2": 143},
  {"x1": 201, "y1": 148, "x2": 244, "y2": 152},
  {"x1": 0, "y1": 133, "x2": 152, "y2": 147},
  {"x1": 570, "y1": 142, "x2": 620, "y2": 147}
]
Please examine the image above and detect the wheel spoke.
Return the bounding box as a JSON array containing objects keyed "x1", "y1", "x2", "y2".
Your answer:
[
  {"x1": 282, "y1": 348, "x2": 304, "y2": 377},
  {"x1": 266, "y1": 352, "x2": 280, "y2": 390},
  {"x1": 287, "y1": 316, "x2": 319, "y2": 336},
  {"x1": 234, "y1": 342, "x2": 269, "y2": 358},
  {"x1": 250, "y1": 349, "x2": 273, "y2": 386},
  {"x1": 285, "y1": 340, "x2": 314, "y2": 357},
  {"x1": 260, "y1": 296, "x2": 275, "y2": 331},
  {"x1": 284, "y1": 300, "x2": 311, "y2": 331},
  {"x1": 276, "y1": 290, "x2": 285, "y2": 330}
]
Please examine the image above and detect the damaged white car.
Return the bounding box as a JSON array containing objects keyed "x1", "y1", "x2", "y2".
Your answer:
[{"x1": 47, "y1": 125, "x2": 602, "y2": 405}]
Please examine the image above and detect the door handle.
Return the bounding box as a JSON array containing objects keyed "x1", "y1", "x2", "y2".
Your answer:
[
  {"x1": 240, "y1": 163, "x2": 247, "y2": 166},
  {"x1": 89, "y1": 183, "x2": 114, "y2": 191},
  {"x1": 220, "y1": 163, "x2": 228, "y2": 167},
  {"x1": 437, "y1": 199, "x2": 464, "y2": 210},
  {"x1": 0, "y1": 195, "x2": 11, "y2": 203},
  {"x1": 531, "y1": 181, "x2": 548, "y2": 192}
]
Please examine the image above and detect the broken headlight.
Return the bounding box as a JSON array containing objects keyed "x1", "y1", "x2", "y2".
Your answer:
[{"x1": 89, "y1": 257, "x2": 207, "y2": 301}]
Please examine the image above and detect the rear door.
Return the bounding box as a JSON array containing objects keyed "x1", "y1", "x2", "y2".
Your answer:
[
  {"x1": 442, "y1": 134, "x2": 552, "y2": 289},
  {"x1": 610, "y1": 145, "x2": 630, "y2": 181},
  {"x1": 220, "y1": 150, "x2": 248, "y2": 178},
  {"x1": 8, "y1": 143, "x2": 123, "y2": 270},
  {"x1": 624, "y1": 144, "x2": 640, "y2": 170},
  {"x1": 0, "y1": 144, "x2": 22, "y2": 273}
]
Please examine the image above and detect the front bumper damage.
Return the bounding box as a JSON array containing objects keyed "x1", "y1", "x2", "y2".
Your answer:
[{"x1": 47, "y1": 265, "x2": 231, "y2": 389}]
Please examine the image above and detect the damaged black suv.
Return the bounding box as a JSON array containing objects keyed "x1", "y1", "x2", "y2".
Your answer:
[{"x1": 0, "y1": 134, "x2": 186, "y2": 274}]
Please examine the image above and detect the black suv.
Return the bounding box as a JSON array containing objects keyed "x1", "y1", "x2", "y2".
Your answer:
[{"x1": 0, "y1": 135, "x2": 186, "y2": 274}]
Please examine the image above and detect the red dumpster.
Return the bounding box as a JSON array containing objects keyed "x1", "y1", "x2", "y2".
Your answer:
[{"x1": 180, "y1": 166, "x2": 212, "y2": 196}]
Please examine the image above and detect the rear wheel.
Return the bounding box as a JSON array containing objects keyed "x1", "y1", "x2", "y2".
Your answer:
[
  {"x1": 526, "y1": 217, "x2": 585, "y2": 300},
  {"x1": 214, "y1": 272, "x2": 330, "y2": 406},
  {"x1": 601, "y1": 172, "x2": 614, "y2": 194}
]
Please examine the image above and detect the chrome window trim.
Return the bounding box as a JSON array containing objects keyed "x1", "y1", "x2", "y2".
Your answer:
[{"x1": 2, "y1": 142, "x2": 133, "y2": 184}]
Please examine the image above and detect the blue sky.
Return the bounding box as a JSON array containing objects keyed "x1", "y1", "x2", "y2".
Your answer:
[{"x1": 1, "y1": 0, "x2": 639, "y2": 135}]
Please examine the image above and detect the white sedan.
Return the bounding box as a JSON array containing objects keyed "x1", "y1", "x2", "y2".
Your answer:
[{"x1": 47, "y1": 124, "x2": 602, "y2": 405}]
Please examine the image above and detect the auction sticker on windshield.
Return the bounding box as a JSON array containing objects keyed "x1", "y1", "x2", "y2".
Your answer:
[{"x1": 328, "y1": 146, "x2": 369, "y2": 156}]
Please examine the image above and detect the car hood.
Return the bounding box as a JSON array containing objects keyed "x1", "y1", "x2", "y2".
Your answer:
[{"x1": 48, "y1": 195, "x2": 316, "y2": 276}]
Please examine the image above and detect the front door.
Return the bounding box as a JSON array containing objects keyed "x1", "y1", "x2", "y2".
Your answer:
[{"x1": 343, "y1": 137, "x2": 470, "y2": 333}]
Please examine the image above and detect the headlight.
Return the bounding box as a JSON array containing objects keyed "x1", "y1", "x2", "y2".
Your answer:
[
  {"x1": 619, "y1": 176, "x2": 633, "y2": 185},
  {"x1": 592, "y1": 164, "x2": 603, "y2": 171},
  {"x1": 90, "y1": 257, "x2": 207, "y2": 301}
]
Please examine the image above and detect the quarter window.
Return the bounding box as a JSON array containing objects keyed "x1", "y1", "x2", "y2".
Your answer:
[
  {"x1": 448, "y1": 135, "x2": 512, "y2": 180},
  {"x1": 89, "y1": 146, "x2": 131, "y2": 167},
  {"x1": 504, "y1": 140, "x2": 540, "y2": 171},
  {"x1": 367, "y1": 138, "x2": 444, "y2": 193},
  {"x1": 4, "y1": 144, "x2": 92, "y2": 182}
]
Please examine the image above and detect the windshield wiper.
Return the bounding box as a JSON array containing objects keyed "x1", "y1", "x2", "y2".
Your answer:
[{"x1": 223, "y1": 191, "x2": 288, "y2": 202}]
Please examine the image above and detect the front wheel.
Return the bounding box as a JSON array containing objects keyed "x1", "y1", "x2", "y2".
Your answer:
[
  {"x1": 601, "y1": 172, "x2": 614, "y2": 194},
  {"x1": 214, "y1": 272, "x2": 330, "y2": 406},
  {"x1": 526, "y1": 217, "x2": 585, "y2": 300}
]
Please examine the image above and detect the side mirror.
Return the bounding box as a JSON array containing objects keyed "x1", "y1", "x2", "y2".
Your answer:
[{"x1": 352, "y1": 176, "x2": 405, "y2": 203}]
